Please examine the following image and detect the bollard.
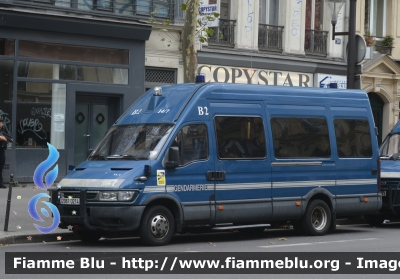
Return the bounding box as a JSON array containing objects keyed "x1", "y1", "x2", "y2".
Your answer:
[{"x1": 3, "y1": 174, "x2": 13, "y2": 232}]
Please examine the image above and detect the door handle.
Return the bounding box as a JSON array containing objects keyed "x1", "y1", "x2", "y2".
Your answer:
[
  {"x1": 206, "y1": 171, "x2": 226, "y2": 181},
  {"x1": 83, "y1": 134, "x2": 91, "y2": 137}
]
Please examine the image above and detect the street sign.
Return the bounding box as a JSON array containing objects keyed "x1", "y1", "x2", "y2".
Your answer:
[{"x1": 346, "y1": 34, "x2": 367, "y2": 64}]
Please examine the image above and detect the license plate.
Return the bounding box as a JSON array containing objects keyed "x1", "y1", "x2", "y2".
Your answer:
[
  {"x1": 381, "y1": 191, "x2": 386, "y2": 197},
  {"x1": 60, "y1": 198, "x2": 80, "y2": 205}
]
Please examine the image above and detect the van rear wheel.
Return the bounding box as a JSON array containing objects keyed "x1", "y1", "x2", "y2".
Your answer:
[
  {"x1": 140, "y1": 205, "x2": 175, "y2": 246},
  {"x1": 301, "y1": 200, "x2": 331, "y2": 236}
]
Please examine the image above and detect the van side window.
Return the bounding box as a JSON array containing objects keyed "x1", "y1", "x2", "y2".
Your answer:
[
  {"x1": 172, "y1": 124, "x2": 208, "y2": 166},
  {"x1": 214, "y1": 116, "x2": 267, "y2": 159},
  {"x1": 334, "y1": 119, "x2": 372, "y2": 158},
  {"x1": 271, "y1": 117, "x2": 331, "y2": 158}
]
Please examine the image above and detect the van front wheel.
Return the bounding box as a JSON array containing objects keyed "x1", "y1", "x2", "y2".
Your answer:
[
  {"x1": 140, "y1": 205, "x2": 175, "y2": 246},
  {"x1": 301, "y1": 200, "x2": 331, "y2": 236}
]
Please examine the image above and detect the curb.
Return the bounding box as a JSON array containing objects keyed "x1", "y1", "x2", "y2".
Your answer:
[{"x1": 0, "y1": 232, "x2": 76, "y2": 245}]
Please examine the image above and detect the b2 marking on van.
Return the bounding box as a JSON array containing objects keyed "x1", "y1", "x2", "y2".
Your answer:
[
  {"x1": 174, "y1": 184, "x2": 209, "y2": 192},
  {"x1": 198, "y1": 106, "x2": 209, "y2": 115},
  {"x1": 131, "y1": 109, "x2": 142, "y2": 115}
]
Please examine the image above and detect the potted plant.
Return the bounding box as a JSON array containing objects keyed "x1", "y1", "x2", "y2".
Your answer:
[
  {"x1": 364, "y1": 31, "x2": 374, "y2": 47},
  {"x1": 377, "y1": 35, "x2": 394, "y2": 55}
]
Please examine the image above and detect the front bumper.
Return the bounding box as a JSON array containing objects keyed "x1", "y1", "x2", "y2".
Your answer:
[{"x1": 50, "y1": 189, "x2": 145, "y2": 232}]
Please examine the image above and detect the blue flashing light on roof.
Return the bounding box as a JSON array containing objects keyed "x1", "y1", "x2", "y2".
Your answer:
[{"x1": 195, "y1": 73, "x2": 205, "y2": 83}]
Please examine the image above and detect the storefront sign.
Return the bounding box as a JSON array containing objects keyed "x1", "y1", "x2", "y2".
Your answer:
[
  {"x1": 197, "y1": 65, "x2": 313, "y2": 87},
  {"x1": 198, "y1": 2, "x2": 219, "y2": 27},
  {"x1": 316, "y1": 74, "x2": 347, "y2": 89}
]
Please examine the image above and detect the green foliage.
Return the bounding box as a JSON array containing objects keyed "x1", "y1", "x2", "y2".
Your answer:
[{"x1": 380, "y1": 35, "x2": 394, "y2": 47}]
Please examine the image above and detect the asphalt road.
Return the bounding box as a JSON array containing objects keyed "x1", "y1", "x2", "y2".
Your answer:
[{"x1": 1, "y1": 223, "x2": 400, "y2": 279}]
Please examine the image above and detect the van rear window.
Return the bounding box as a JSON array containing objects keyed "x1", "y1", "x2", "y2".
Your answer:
[
  {"x1": 334, "y1": 119, "x2": 372, "y2": 158},
  {"x1": 271, "y1": 117, "x2": 330, "y2": 158},
  {"x1": 214, "y1": 116, "x2": 267, "y2": 159}
]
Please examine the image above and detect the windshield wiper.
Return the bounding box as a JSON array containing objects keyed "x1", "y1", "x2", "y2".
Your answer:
[
  {"x1": 106, "y1": 154, "x2": 139, "y2": 160},
  {"x1": 88, "y1": 154, "x2": 107, "y2": 160}
]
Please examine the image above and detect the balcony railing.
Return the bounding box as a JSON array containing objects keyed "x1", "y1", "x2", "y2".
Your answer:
[
  {"x1": 208, "y1": 19, "x2": 236, "y2": 47},
  {"x1": 6, "y1": 0, "x2": 180, "y2": 23},
  {"x1": 258, "y1": 24, "x2": 284, "y2": 52},
  {"x1": 304, "y1": 29, "x2": 328, "y2": 56}
]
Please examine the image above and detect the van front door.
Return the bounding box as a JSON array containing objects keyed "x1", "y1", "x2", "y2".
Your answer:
[
  {"x1": 209, "y1": 101, "x2": 272, "y2": 225},
  {"x1": 165, "y1": 123, "x2": 216, "y2": 225}
]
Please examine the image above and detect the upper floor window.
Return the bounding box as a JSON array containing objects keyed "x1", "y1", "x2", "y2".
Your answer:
[
  {"x1": 259, "y1": 0, "x2": 279, "y2": 25},
  {"x1": 365, "y1": 0, "x2": 387, "y2": 37},
  {"x1": 306, "y1": 0, "x2": 324, "y2": 31},
  {"x1": 21, "y1": 0, "x2": 177, "y2": 21},
  {"x1": 220, "y1": 0, "x2": 230, "y2": 19}
]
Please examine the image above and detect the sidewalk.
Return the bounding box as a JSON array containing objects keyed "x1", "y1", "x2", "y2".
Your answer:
[{"x1": 0, "y1": 183, "x2": 75, "y2": 245}]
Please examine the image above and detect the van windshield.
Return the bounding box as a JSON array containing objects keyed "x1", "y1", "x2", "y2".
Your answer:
[
  {"x1": 88, "y1": 124, "x2": 174, "y2": 161},
  {"x1": 380, "y1": 133, "x2": 400, "y2": 160}
]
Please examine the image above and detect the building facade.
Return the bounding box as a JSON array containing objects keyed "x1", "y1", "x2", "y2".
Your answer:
[
  {"x1": 0, "y1": 1, "x2": 154, "y2": 182},
  {"x1": 146, "y1": 0, "x2": 400, "y2": 145}
]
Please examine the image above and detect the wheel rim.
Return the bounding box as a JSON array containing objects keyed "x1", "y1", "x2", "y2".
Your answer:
[
  {"x1": 311, "y1": 206, "x2": 327, "y2": 231},
  {"x1": 150, "y1": 214, "x2": 169, "y2": 239}
]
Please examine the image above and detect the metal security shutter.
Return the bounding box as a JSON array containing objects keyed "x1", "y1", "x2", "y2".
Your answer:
[
  {"x1": 145, "y1": 68, "x2": 176, "y2": 84},
  {"x1": 144, "y1": 67, "x2": 177, "y2": 92}
]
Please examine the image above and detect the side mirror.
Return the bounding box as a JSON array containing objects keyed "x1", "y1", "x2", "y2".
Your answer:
[{"x1": 165, "y1": 146, "x2": 179, "y2": 168}]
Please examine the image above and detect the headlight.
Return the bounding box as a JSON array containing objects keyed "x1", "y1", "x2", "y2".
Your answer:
[{"x1": 99, "y1": 191, "x2": 136, "y2": 201}]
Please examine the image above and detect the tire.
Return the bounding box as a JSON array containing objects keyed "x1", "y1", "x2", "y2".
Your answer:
[
  {"x1": 366, "y1": 215, "x2": 385, "y2": 227},
  {"x1": 73, "y1": 230, "x2": 103, "y2": 243},
  {"x1": 139, "y1": 205, "x2": 175, "y2": 246},
  {"x1": 301, "y1": 199, "x2": 331, "y2": 236}
]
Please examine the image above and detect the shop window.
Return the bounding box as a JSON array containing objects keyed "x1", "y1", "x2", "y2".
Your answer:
[
  {"x1": 19, "y1": 41, "x2": 129, "y2": 65},
  {"x1": 77, "y1": 66, "x2": 128, "y2": 84},
  {"x1": 334, "y1": 119, "x2": 372, "y2": 158},
  {"x1": 17, "y1": 62, "x2": 127, "y2": 84},
  {"x1": 271, "y1": 117, "x2": 330, "y2": 158},
  {"x1": 0, "y1": 60, "x2": 14, "y2": 143},
  {"x1": 0, "y1": 39, "x2": 15, "y2": 56},
  {"x1": 215, "y1": 116, "x2": 267, "y2": 159},
  {"x1": 16, "y1": 82, "x2": 66, "y2": 149}
]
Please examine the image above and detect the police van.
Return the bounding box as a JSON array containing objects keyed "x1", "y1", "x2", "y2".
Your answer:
[
  {"x1": 372, "y1": 120, "x2": 400, "y2": 225},
  {"x1": 51, "y1": 82, "x2": 382, "y2": 245}
]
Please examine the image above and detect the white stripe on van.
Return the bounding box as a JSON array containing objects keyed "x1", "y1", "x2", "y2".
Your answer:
[
  {"x1": 273, "y1": 180, "x2": 335, "y2": 188},
  {"x1": 143, "y1": 179, "x2": 376, "y2": 193},
  {"x1": 381, "y1": 172, "x2": 400, "y2": 178},
  {"x1": 143, "y1": 186, "x2": 165, "y2": 193},
  {"x1": 336, "y1": 179, "x2": 376, "y2": 186}
]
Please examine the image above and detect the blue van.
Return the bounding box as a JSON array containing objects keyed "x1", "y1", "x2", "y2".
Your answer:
[
  {"x1": 51, "y1": 82, "x2": 382, "y2": 245},
  {"x1": 372, "y1": 120, "x2": 400, "y2": 225}
]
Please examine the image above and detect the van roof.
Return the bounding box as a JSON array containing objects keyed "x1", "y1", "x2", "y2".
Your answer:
[{"x1": 116, "y1": 83, "x2": 370, "y2": 125}]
